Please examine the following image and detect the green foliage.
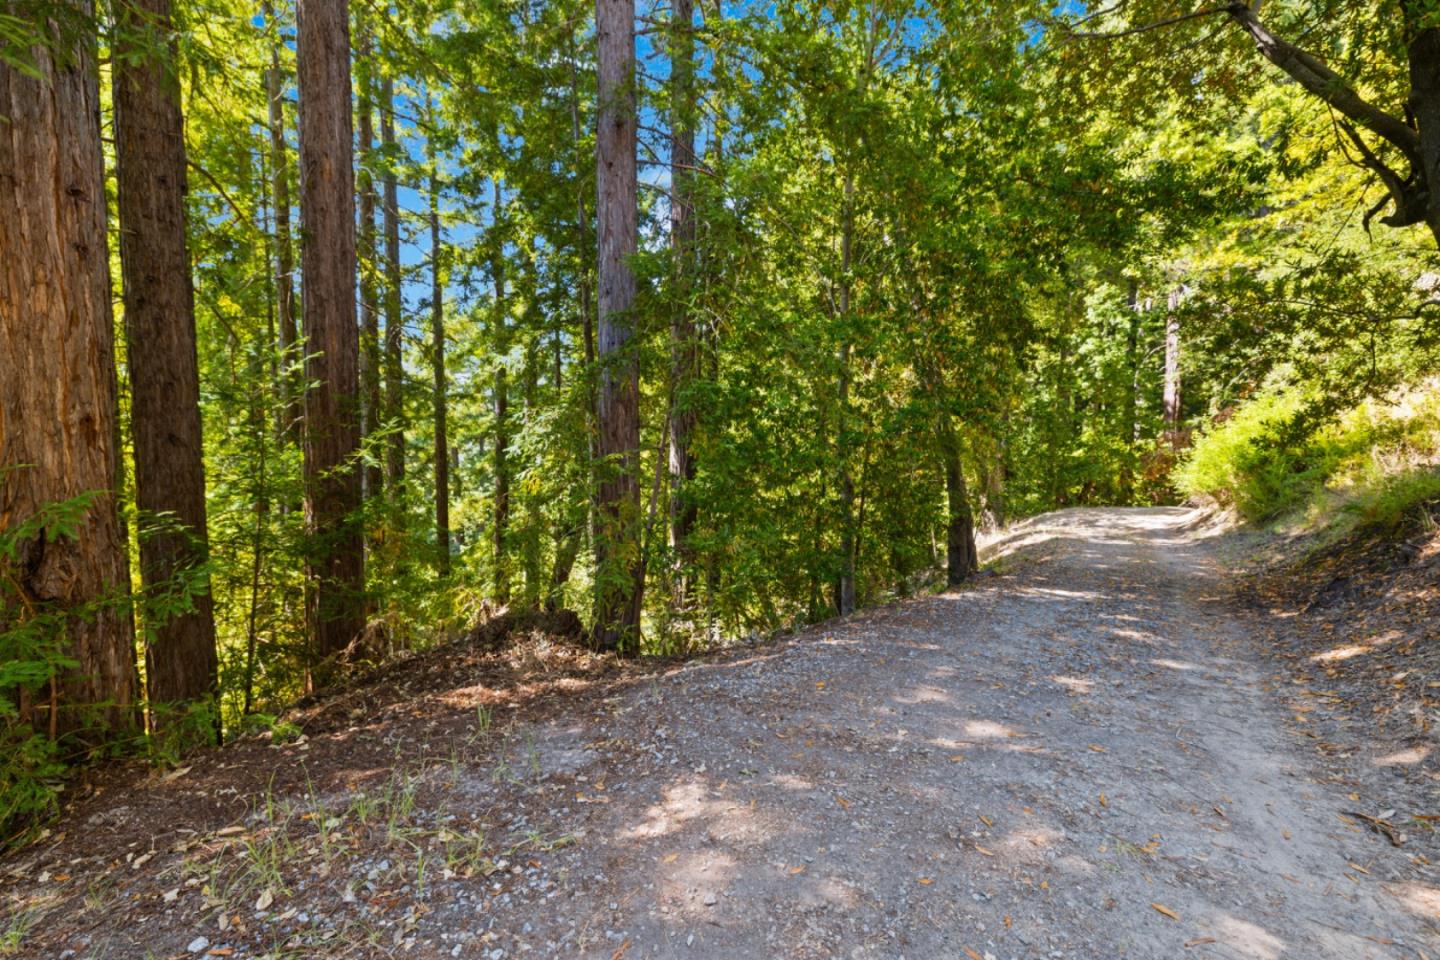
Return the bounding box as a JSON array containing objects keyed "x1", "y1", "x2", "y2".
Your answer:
[
  {"x1": 0, "y1": 487, "x2": 94, "y2": 849},
  {"x1": 10, "y1": 0, "x2": 1440, "y2": 846},
  {"x1": 1178, "y1": 380, "x2": 1440, "y2": 529}
]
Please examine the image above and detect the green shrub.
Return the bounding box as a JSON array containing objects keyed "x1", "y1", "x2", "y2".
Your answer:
[
  {"x1": 0, "y1": 485, "x2": 96, "y2": 850},
  {"x1": 1177, "y1": 380, "x2": 1440, "y2": 529},
  {"x1": 1175, "y1": 382, "x2": 1320, "y2": 520}
]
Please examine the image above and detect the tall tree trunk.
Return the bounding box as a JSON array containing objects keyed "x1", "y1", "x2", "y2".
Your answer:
[
  {"x1": 1, "y1": 1, "x2": 139, "y2": 739},
  {"x1": 296, "y1": 0, "x2": 364, "y2": 671},
  {"x1": 113, "y1": 0, "x2": 218, "y2": 731},
  {"x1": 1120, "y1": 278, "x2": 1139, "y2": 500},
  {"x1": 836, "y1": 173, "x2": 856, "y2": 616},
  {"x1": 568, "y1": 24, "x2": 600, "y2": 609},
  {"x1": 490, "y1": 182, "x2": 511, "y2": 604},
  {"x1": 264, "y1": 0, "x2": 298, "y2": 445},
  {"x1": 940, "y1": 420, "x2": 977, "y2": 586},
  {"x1": 429, "y1": 161, "x2": 450, "y2": 577},
  {"x1": 593, "y1": 0, "x2": 642, "y2": 653},
  {"x1": 355, "y1": 23, "x2": 382, "y2": 503},
  {"x1": 520, "y1": 338, "x2": 543, "y2": 607},
  {"x1": 381, "y1": 74, "x2": 405, "y2": 490},
  {"x1": 1163, "y1": 286, "x2": 1182, "y2": 443},
  {"x1": 667, "y1": 0, "x2": 699, "y2": 606}
]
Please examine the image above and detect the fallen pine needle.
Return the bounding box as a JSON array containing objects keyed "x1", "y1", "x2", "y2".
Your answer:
[{"x1": 1151, "y1": 903, "x2": 1180, "y2": 921}]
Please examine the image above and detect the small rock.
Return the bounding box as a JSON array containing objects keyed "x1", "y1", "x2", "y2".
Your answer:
[{"x1": 187, "y1": 936, "x2": 210, "y2": 954}]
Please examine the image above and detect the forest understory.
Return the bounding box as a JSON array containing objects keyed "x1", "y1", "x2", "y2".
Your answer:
[{"x1": 3, "y1": 506, "x2": 1435, "y2": 960}]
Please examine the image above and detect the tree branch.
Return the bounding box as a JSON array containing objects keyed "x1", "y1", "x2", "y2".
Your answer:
[
  {"x1": 1224, "y1": 1, "x2": 1420, "y2": 163},
  {"x1": 1067, "y1": 5, "x2": 1229, "y2": 40}
]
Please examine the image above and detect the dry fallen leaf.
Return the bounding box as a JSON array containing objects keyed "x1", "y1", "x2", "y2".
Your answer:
[
  {"x1": 1151, "y1": 903, "x2": 1180, "y2": 921},
  {"x1": 974, "y1": 845, "x2": 995, "y2": 857},
  {"x1": 662, "y1": 853, "x2": 679, "y2": 864},
  {"x1": 964, "y1": 949, "x2": 984, "y2": 960},
  {"x1": 1184, "y1": 937, "x2": 1216, "y2": 947},
  {"x1": 1088, "y1": 744, "x2": 1109, "y2": 753},
  {"x1": 255, "y1": 888, "x2": 274, "y2": 911},
  {"x1": 978, "y1": 814, "x2": 993, "y2": 827},
  {"x1": 917, "y1": 877, "x2": 933, "y2": 885},
  {"x1": 788, "y1": 865, "x2": 806, "y2": 875}
]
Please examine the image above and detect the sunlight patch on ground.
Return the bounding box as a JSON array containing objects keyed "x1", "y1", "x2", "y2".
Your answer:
[
  {"x1": 1207, "y1": 914, "x2": 1287, "y2": 960},
  {"x1": 1311, "y1": 632, "x2": 1397, "y2": 663},
  {"x1": 1151, "y1": 658, "x2": 1199, "y2": 672},
  {"x1": 769, "y1": 774, "x2": 816, "y2": 791},
  {"x1": 1051, "y1": 675, "x2": 1095, "y2": 694},
  {"x1": 436, "y1": 685, "x2": 490, "y2": 709},
  {"x1": 1106, "y1": 626, "x2": 1163, "y2": 646},
  {"x1": 655, "y1": 849, "x2": 739, "y2": 922},
  {"x1": 1020, "y1": 587, "x2": 1106, "y2": 601},
  {"x1": 622, "y1": 780, "x2": 747, "y2": 842},
  {"x1": 893, "y1": 684, "x2": 953, "y2": 705},
  {"x1": 1373, "y1": 745, "x2": 1430, "y2": 766},
  {"x1": 962, "y1": 719, "x2": 1023, "y2": 739},
  {"x1": 1384, "y1": 881, "x2": 1440, "y2": 920},
  {"x1": 998, "y1": 824, "x2": 1065, "y2": 863}
]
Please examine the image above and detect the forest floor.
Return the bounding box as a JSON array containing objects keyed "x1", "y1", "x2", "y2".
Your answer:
[{"x1": 4, "y1": 507, "x2": 1438, "y2": 959}]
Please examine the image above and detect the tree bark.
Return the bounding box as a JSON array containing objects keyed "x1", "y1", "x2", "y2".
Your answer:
[
  {"x1": 296, "y1": 0, "x2": 364, "y2": 670},
  {"x1": 490, "y1": 182, "x2": 511, "y2": 604},
  {"x1": 355, "y1": 23, "x2": 382, "y2": 503},
  {"x1": 1, "y1": 1, "x2": 139, "y2": 739},
  {"x1": 1223, "y1": 1, "x2": 1437, "y2": 244},
  {"x1": 429, "y1": 161, "x2": 450, "y2": 577},
  {"x1": 113, "y1": 0, "x2": 218, "y2": 728},
  {"x1": 836, "y1": 173, "x2": 857, "y2": 616},
  {"x1": 264, "y1": 0, "x2": 298, "y2": 445},
  {"x1": 593, "y1": 0, "x2": 642, "y2": 653},
  {"x1": 381, "y1": 74, "x2": 405, "y2": 490},
  {"x1": 1406, "y1": 22, "x2": 1440, "y2": 244},
  {"x1": 1120, "y1": 278, "x2": 1139, "y2": 499},
  {"x1": 941, "y1": 421, "x2": 977, "y2": 586},
  {"x1": 1163, "y1": 286, "x2": 1182, "y2": 442},
  {"x1": 667, "y1": 0, "x2": 699, "y2": 606}
]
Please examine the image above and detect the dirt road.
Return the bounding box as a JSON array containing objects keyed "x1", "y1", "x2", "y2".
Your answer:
[
  {"x1": 473, "y1": 507, "x2": 1434, "y2": 959},
  {"x1": 9, "y1": 508, "x2": 1437, "y2": 958}
]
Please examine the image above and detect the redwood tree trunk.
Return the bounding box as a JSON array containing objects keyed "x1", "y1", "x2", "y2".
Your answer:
[
  {"x1": 381, "y1": 74, "x2": 406, "y2": 490},
  {"x1": 593, "y1": 0, "x2": 642, "y2": 652},
  {"x1": 1163, "y1": 286, "x2": 1182, "y2": 443},
  {"x1": 264, "y1": 0, "x2": 298, "y2": 444},
  {"x1": 667, "y1": 0, "x2": 699, "y2": 604},
  {"x1": 941, "y1": 422, "x2": 977, "y2": 586},
  {"x1": 490, "y1": 182, "x2": 511, "y2": 604},
  {"x1": 1, "y1": 2, "x2": 139, "y2": 739},
  {"x1": 355, "y1": 24, "x2": 382, "y2": 503},
  {"x1": 429, "y1": 164, "x2": 450, "y2": 577},
  {"x1": 113, "y1": 0, "x2": 218, "y2": 726},
  {"x1": 297, "y1": 0, "x2": 364, "y2": 670},
  {"x1": 836, "y1": 174, "x2": 856, "y2": 616},
  {"x1": 1120, "y1": 278, "x2": 1139, "y2": 500}
]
